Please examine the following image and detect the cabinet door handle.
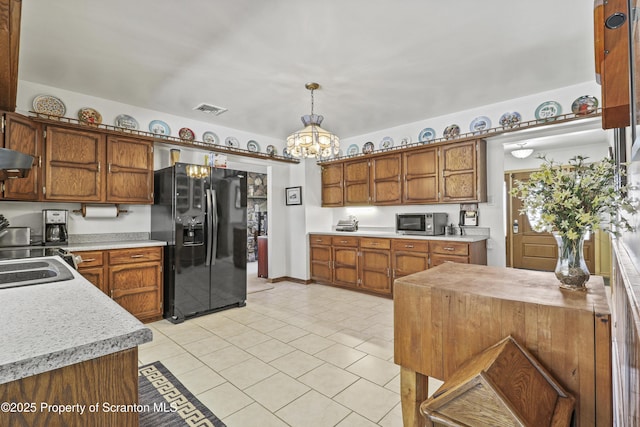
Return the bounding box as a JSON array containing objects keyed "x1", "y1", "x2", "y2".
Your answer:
[
  {"x1": 340, "y1": 240, "x2": 348, "y2": 244},
  {"x1": 97, "y1": 162, "x2": 101, "y2": 173},
  {"x1": 443, "y1": 247, "x2": 455, "y2": 251},
  {"x1": 404, "y1": 244, "x2": 414, "y2": 248},
  {"x1": 82, "y1": 258, "x2": 96, "y2": 262},
  {"x1": 371, "y1": 242, "x2": 379, "y2": 245},
  {"x1": 315, "y1": 239, "x2": 322, "y2": 242},
  {"x1": 130, "y1": 254, "x2": 146, "y2": 258},
  {"x1": 386, "y1": 267, "x2": 390, "y2": 277},
  {"x1": 108, "y1": 163, "x2": 112, "y2": 173}
]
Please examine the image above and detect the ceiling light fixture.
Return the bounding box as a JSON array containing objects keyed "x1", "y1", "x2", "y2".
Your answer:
[
  {"x1": 286, "y1": 83, "x2": 340, "y2": 159},
  {"x1": 511, "y1": 143, "x2": 534, "y2": 159}
]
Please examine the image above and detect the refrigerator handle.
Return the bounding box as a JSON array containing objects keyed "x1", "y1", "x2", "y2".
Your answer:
[{"x1": 205, "y1": 188, "x2": 218, "y2": 266}]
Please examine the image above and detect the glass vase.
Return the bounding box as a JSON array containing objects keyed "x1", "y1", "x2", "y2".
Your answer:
[{"x1": 553, "y1": 230, "x2": 590, "y2": 290}]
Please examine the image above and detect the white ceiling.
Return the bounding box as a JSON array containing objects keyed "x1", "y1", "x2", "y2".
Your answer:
[{"x1": 18, "y1": 0, "x2": 596, "y2": 141}]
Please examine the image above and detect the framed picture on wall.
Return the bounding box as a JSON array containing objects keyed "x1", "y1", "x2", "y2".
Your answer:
[{"x1": 285, "y1": 186, "x2": 302, "y2": 206}]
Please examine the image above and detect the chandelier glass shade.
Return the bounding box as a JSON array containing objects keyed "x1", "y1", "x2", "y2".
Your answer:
[
  {"x1": 286, "y1": 83, "x2": 340, "y2": 159},
  {"x1": 510, "y1": 143, "x2": 534, "y2": 159}
]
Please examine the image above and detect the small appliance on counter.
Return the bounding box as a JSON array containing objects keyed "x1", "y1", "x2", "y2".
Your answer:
[
  {"x1": 396, "y1": 212, "x2": 448, "y2": 235},
  {"x1": 0, "y1": 227, "x2": 31, "y2": 247},
  {"x1": 336, "y1": 216, "x2": 358, "y2": 232},
  {"x1": 459, "y1": 203, "x2": 479, "y2": 226},
  {"x1": 43, "y1": 209, "x2": 68, "y2": 246}
]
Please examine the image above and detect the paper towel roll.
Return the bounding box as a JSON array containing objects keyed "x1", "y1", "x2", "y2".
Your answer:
[{"x1": 82, "y1": 205, "x2": 119, "y2": 218}]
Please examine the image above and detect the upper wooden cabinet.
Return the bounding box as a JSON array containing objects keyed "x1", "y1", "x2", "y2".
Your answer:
[
  {"x1": 1, "y1": 112, "x2": 41, "y2": 200},
  {"x1": 0, "y1": 0, "x2": 21, "y2": 112},
  {"x1": 320, "y1": 139, "x2": 487, "y2": 207},
  {"x1": 43, "y1": 125, "x2": 154, "y2": 204}
]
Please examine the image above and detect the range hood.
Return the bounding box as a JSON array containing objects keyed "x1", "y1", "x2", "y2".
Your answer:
[{"x1": 0, "y1": 148, "x2": 34, "y2": 180}]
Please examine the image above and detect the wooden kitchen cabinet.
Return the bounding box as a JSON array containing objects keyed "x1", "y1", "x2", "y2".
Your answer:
[
  {"x1": 402, "y1": 147, "x2": 438, "y2": 204},
  {"x1": 429, "y1": 239, "x2": 487, "y2": 267},
  {"x1": 321, "y1": 163, "x2": 343, "y2": 206},
  {"x1": 310, "y1": 234, "x2": 333, "y2": 282},
  {"x1": 440, "y1": 139, "x2": 487, "y2": 203},
  {"x1": 359, "y1": 237, "x2": 392, "y2": 295},
  {"x1": 370, "y1": 154, "x2": 402, "y2": 205},
  {"x1": 105, "y1": 135, "x2": 154, "y2": 203},
  {"x1": 344, "y1": 158, "x2": 370, "y2": 205},
  {"x1": 75, "y1": 246, "x2": 163, "y2": 323},
  {"x1": 332, "y1": 236, "x2": 359, "y2": 288},
  {"x1": 1, "y1": 112, "x2": 41, "y2": 200},
  {"x1": 391, "y1": 239, "x2": 430, "y2": 279}
]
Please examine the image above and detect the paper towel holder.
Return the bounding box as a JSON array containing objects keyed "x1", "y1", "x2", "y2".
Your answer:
[{"x1": 72, "y1": 203, "x2": 129, "y2": 218}]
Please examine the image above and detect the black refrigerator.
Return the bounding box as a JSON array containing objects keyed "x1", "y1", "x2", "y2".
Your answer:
[{"x1": 151, "y1": 163, "x2": 247, "y2": 323}]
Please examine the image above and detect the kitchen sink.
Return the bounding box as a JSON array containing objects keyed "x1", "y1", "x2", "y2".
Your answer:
[{"x1": 0, "y1": 258, "x2": 74, "y2": 289}]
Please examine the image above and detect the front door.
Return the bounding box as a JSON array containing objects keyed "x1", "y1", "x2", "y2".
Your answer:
[{"x1": 506, "y1": 171, "x2": 595, "y2": 273}]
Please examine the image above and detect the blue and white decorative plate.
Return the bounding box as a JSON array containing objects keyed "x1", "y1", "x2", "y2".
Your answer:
[
  {"x1": 266, "y1": 145, "x2": 277, "y2": 156},
  {"x1": 225, "y1": 137, "x2": 240, "y2": 148},
  {"x1": 347, "y1": 144, "x2": 359, "y2": 156},
  {"x1": 362, "y1": 141, "x2": 375, "y2": 154},
  {"x1": 571, "y1": 95, "x2": 599, "y2": 115},
  {"x1": 202, "y1": 131, "x2": 219, "y2": 144},
  {"x1": 114, "y1": 114, "x2": 139, "y2": 130},
  {"x1": 418, "y1": 127, "x2": 436, "y2": 143},
  {"x1": 380, "y1": 136, "x2": 394, "y2": 150},
  {"x1": 247, "y1": 140, "x2": 260, "y2": 152},
  {"x1": 399, "y1": 136, "x2": 412, "y2": 146},
  {"x1": 535, "y1": 101, "x2": 562, "y2": 121},
  {"x1": 469, "y1": 116, "x2": 492, "y2": 134},
  {"x1": 149, "y1": 120, "x2": 171, "y2": 136},
  {"x1": 443, "y1": 124, "x2": 460, "y2": 139},
  {"x1": 283, "y1": 147, "x2": 293, "y2": 159},
  {"x1": 499, "y1": 112, "x2": 522, "y2": 128}
]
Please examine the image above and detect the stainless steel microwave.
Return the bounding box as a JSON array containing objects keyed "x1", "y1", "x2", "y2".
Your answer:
[{"x1": 396, "y1": 213, "x2": 448, "y2": 235}]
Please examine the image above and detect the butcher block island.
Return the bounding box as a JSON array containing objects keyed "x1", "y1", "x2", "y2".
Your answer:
[
  {"x1": 0, "y1": 257, "x2": 152, "y2": 427},
  {"x1": 393, "y1": 262, "x2": 611, "y2": 427}
]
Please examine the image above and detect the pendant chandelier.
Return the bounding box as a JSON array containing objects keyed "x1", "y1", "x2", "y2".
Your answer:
[
  {"x1": 286, "y1": 82, "x2": 340, "y2": 159},
  {"x1": 510, "y1": 142, "x2": 534, "y2": 159}
]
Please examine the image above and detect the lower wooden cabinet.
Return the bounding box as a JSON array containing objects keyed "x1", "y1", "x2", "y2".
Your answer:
[
  {"x1": 76, "y1": 246, "x2": 163, "y2": 323},
  {"x1": 309, "y1": 234, "x2": 487, "y2": 297}
]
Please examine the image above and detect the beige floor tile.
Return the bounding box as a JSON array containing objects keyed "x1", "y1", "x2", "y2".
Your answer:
[
  {"x1": 245, "y1": 372, "x2": 310, "y2": 412},
  {"x1": 138, "y1": 341, "x2": 186, "y2": 365},
  {"x1": 139, "y1": 327, "x2": 171, "y2": 348},
  {"x1": 289, "y1": 334, "x2": 335, "y2": 354},
  {"x1": 334, "y1": 379, "x2": 400, "y2": 423},
  {"x1": 355, "y1": 337, "x2": 394, "y2": 359},
  {"x1": 223, "y1": 402, "x2": 289, "y2": 427},
  {"x1": 219, "y1": 357, "x2": 278, "y2": 390},
  {"x1": 314, "y1": 343, "x2": 367, "y2": 369},
  {"x1": 269, "y1": 350, "x2": 324, "y2": 378},
  {"x1": 226, "y1": 329, "x2": 272, "y2": 349},
  {"x1": 300, "y1": 322, "x2": 341, "y2": 337},
  {"x1": 275, "y1": 390, "x2": 350, "y2": 427},
  {"x1": 159, "y1": 351, "x2": 204, "y2": 376},
  {"x1": 199, "y1": 345, "x2": 253, "y2": 371},
  {"x1": 327, "y1": 329, "x2": 370, "y2": 347},
  {"x1": 428, "y1": 377, "x2": 444, "y2": 397},
  {"x1": 207, "y1": 320, "x2": 254, "y2": 339},
  {"x1": 298, "y1": 363, "x2": 360, "y2": 398},
  {"x1": 266, "y1": 324, "x2": 309, "y2": 343},
  {"x1": 384, "y1": 374, "x2": 400, "y2": 393},
  {"x1": 378, "y1": 402, "x2": 404, "y2": 427},
  {"x1": 346, "y1": 355, "x2": 399, "y2": 386},
  {"x1": 223, "y1": 307, "x2": 269, "y2": 325},
  {"x1": 167, "y1": 326, "x2": 215, "y2": 346},
  {"x1": 174, "y1": 365, "x2": 226, "y2": 395},
  {"x1": 197, "y1": 382, "x2": 253, "y2": 419},
  {"x1": 247, "y1": 317, "x2": 287, "y2": 333},
  {"x1": 245, "y1": 338, "x2": 296, "y2": 362},
  {"x1": 182, "y1": 334, "x2": 232, "y2": 357},
  {"x1": 360, "y1": 324, "x2": 394, "y2": 341},
  {"x1": 336, "y1": 411, "x2": 379, "y2": 426}
]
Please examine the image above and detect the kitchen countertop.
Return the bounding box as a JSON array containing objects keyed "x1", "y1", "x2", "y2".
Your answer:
[
  {"x1": 308, "y1": 230, "x2": 488, "y2": 243},
  {"x1": 0, "y1": 256, "x2": 152, "y2": 384},
  {"x1": 65, "y1": 239, "x2": 167, "y2": 252}
]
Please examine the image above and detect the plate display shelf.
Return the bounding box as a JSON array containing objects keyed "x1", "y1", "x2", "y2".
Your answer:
[
  {"x1": 317, "y1": 109, "x2": 602, "y2": 164},
  {"x1": 28, "y1": 111, "x2": 299, "y2": 164}
]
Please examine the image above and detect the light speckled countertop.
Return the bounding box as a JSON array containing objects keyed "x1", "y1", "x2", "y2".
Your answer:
[
  {"x1": 0, "y1": 256, "x2": 152, "y2": 384},
  {"x1": 308, "y1": 230, "x2": 488, "y2": 243},
  {"x1": 65, "y1": 239, "x2": 167, "y2": 252}
]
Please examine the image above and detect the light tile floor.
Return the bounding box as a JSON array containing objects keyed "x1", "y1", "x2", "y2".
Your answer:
[{"x1": 139, "y1": 281, "x2": 433, "y2": 427}]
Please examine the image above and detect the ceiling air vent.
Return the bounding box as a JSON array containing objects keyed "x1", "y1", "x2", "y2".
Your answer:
[{"x1": 193, "y1": 103, "x2": 228, "y2": 116}]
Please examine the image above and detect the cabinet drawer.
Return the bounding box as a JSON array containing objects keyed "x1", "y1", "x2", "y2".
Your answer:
[
  {"x1": 430, "y1": 241, "x2": 469, "y2": 256},
  {"x1": 391, "y1": 239, "x2": 429, "y2": 252},
  {"x1": 108, "y1": 246, "x2": 163, "y2": 265},
  {"x1": 430, "y1": 253, "x2": 469, "y2": 267},
  {"x1": 360, "y1": 238, "x2": 390, "y2": 250},
  {"x1": 310, "y1": 234, "x2": 332, "y2": 246},
  {"x1": 332, "y1": 236, "x2": 359, "y2": 247},
  {"x1": 76, "y1": 250, "x2": 104, "y2": 268}
]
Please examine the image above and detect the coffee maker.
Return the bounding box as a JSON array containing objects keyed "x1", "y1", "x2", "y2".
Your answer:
[{"x1": 43, "y1": 209, "x2": 68, "y2": 245}]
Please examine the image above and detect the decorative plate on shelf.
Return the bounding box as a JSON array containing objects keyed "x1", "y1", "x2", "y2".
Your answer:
[
  {"x1": 266, "y1": 145, "x2": 277, "y2": 156},
  {"x1": 379, "y1": 136, "x2": 394, "y2": 149},
  {"x1": 78, "y1": 108, "x2": 102, "y2": 125},
  {"x1": 499, "y1": 112, "x2": 522, "y2": 128},
  {"x1": 399, "y1": 136, "x2": 412, "y2": 146},
  {"x1": 179, "y1": 127, "x2": 195, "y2": 141},
  {"x1": 202, "y1": 131, "x2": 219, "y2": 144},
  {"x1": 247, "y1": 140, "x2": 260, "y2": 152},
  {"x1": 571, "y1": 95, "x2": 599, "y2": 115},
  {"x1": 32, "y1": 95, "x2": 66, "y2": 117},
  {"x1": 283, "y1": 147, "x2": 293, "y2": 159},
  {"x1": 535, "y1": 101, "x2": 562, "y2": 121},
  {"x1": 469, "y1": 116, "x2": 492, "y2": 133},
  {"x1": 347, "y1": 144, "x2": 359, "y2": 156},
  {"x1": 114, "y1": 114, "x2": 139, "y2": 130},
  {"x1": 149, "y1": 120, "x2": 171, "y2": 136},
  {"x1": 443, "y1": 124, "x2": 460, "y2": 139},
  {"x1": 362, "y1": 141, "x2": 375, "y2": 154},
  {"x1": 418, "y1": 127, "x2": 436, "y2": 142},
  {"x1": 225, "y1": 137, "x2": 240, "y2": 148}
]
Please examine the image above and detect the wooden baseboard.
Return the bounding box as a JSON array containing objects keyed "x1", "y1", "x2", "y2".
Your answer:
[{"x1": 267, "y1": 276, "x2": 313, "y2": 284}]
